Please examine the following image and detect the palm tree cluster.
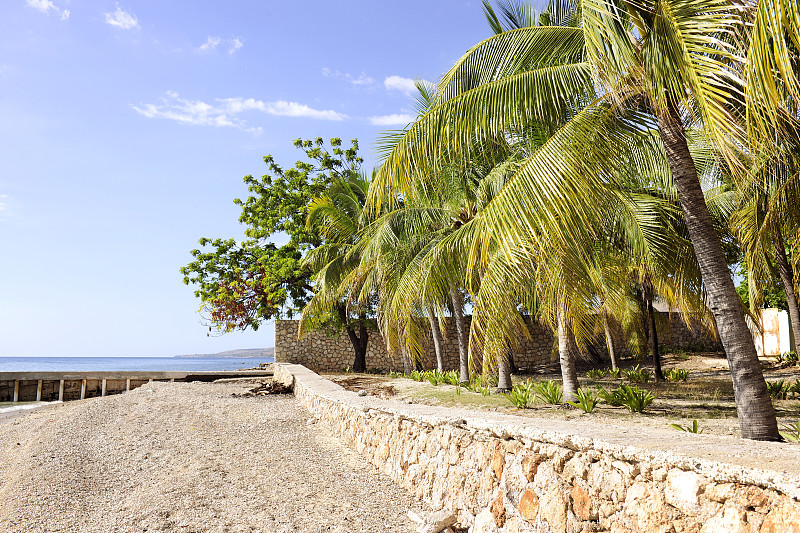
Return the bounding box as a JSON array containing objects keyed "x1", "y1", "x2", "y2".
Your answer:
[{"x1": 299, "y1": 0, "x2": 800, "y2": 441}]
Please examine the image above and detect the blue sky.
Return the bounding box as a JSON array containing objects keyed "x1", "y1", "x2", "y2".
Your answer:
[{"x1": 0, "y1": 1, "x2": 492, "y2": 356}]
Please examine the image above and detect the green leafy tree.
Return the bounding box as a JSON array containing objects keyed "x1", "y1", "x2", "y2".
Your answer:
[{"x1": 181, "y1": 137, "x2": 362, "y2": 336}]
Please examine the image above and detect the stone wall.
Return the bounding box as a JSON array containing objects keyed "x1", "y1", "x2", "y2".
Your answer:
[
  {"x1": 274, "y1": 363, "x2": 800, "y2": 533},
  {"x1": 275, "y1": 313, "x2": 720, "y2": 374}
]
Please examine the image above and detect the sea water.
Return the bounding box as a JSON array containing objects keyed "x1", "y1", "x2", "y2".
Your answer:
[{"x1": 0, "y1": 356, "x2": 274, "y2": 373}]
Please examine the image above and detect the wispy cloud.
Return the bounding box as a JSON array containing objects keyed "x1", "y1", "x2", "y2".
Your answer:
[
  {"x1": 322, "y1": 68, "x2": 376, "y2": 88},
  {"x1": 384, "y1": 75, "x2": 418, "y2": 96},
  {"x1": 369, "y1": 113, "x2": 415, "y2": 126},
  {"x1": 104, "y1": 5, "x2": 139, "y2": 30},
  {"x1": 26, "y1": 0, "x2": 69, "y2": 20},
  {"x1": 198, "y1": 36, "x2": 244, "y2": 55},
  {"x1": 132, "y1": 91, "x2": 346, "y2": 133}
]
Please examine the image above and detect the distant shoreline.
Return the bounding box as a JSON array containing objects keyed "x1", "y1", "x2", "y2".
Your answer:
[{"x1": 173, "y1": 348, "x2": 274, "y2": 359}]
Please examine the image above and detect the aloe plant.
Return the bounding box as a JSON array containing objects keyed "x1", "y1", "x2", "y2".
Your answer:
[
  {"x1": 566, "y1": 388, "x2": 599, "y2": 413},
  {"x1": 618, "y1": 384, "x2": 655, "y2": 413},
  {"x1": 670, "y1": 419, "x2": 703, "y2": 433},
  {"x1": 533, "y1": 380, "x2": 563, "y2": 405},
  {"x1": 664, "y1": 368, "x2": 689, "y2": 382},
  {"x1": 507, "y1": 380, "x2": 534, "y2": 409}
]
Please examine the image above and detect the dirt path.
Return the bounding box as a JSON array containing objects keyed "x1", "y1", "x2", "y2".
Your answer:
[{"x1": 0, "y1": 380, "x2": 428, "y2": 533}]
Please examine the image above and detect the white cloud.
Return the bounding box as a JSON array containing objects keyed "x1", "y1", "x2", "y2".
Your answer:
[
  {"x1": 104, "y1": 5, "x2": 139, "y2": 30},
  {"x1": 384, "y1": 75, "x2": 418, "y2": 96},
  {"x1": 196, "y1": 36, "x2": 244, "y2": 55},
  {"x1": 369, "y1": 113, "x2": 415, "y2": 126},
  {"x1": 198, "y1": 36, "x2": 222, "y2": 51},
  {"x1": 322, "y1": 68, "x2": 376, "y2": 88},
  {"x1": 132, "y1": 91, "x2": 346, "y2": 133},
  {"x1": 26, "y1": 0, "x2": 55, "y2": 13},
  {"x1": 228, "y1": 37, "x2": 244, "y2": 54},
  {"x1": 26, "y1": 0, "x2": 69, "y2": 20}
]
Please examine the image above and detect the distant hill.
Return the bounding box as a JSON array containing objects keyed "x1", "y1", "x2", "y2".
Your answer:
[{"x1": 174, "y1": 348, "x2": 274, "y2": 359}]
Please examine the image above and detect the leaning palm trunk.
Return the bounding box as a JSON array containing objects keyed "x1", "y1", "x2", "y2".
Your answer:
[
  {"x1": 450, "y1": 287, "x2": 470, "y2": 383},
  {"x1": 603, "y1": 313, "x2": 618, "y2": 371},
  {"x1": 558, "y1": 307, "x2": 579, "y2": 404},
  {"x1": 774, "y1": 228, "x2": 800, "y2": 352},
  {"x1": 657, "y1": 106, "x2": 779, "y2": 440},
  {"x1": 427, "y1": 309, "x2": 445, "y2": 371}
]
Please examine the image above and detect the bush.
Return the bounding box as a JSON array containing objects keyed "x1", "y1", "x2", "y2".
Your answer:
[
  {"x1": 566, "y1": 388, "x2": 599, "y2": 413},
  {"x1": 618, "y1": 384, "x2": 655, "y2": 413},
  {"x1": 534, "y1": 380, "x2": 563, "y2": 405},
  {"x1": 778, "y1": 351, "x2": 799, "y2": 363},
  {"x1": 596, "y1": 384, "x2": 626, "y2": 406},
  {"x1": 623, "y1": 365, "x2": 651, "y2": 383},
  {"x1": 780, "y1": 420, "x2": 800, "y2": 442},
  {"x1": 767, "y1": 380, "x2": 791, "y2": 399},
  {"x1": 585, "y1": 369, "x2": 607, "y2": 379},
  {"x1": 507, "y1": 380, "x2": 534, "y2": 409},
  {"x1": 664, "y1": 368, "x2": 689, "y2": 382}
]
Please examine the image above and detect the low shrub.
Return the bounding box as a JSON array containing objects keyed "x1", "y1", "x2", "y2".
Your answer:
[
  {"x1": 664, "y1": 368, "x2": 689, "y2": 382},
  {"x1": 623, "y1": 365, "x2": 651, "y2": 383},
  {"x1": 618, "y1": 384, "x2": 655, "y2": 413},
  {"x1": 534, "y1": 380, "x2": 563, "y2": 405},
  {"x1": 566, "y1": 388, "x2": 599, "y2": 413},
  {"x1": 780, "y1": 420, "x2": 800, "y2": 442},
  {"x1": 506, "y1": 380, "x2": 534, "y2": 409},
  {"x1": 596, "y1": 384, "x2": 626, "y2": 406},
  {"x1": 767, "y1": 379, "x2": 791, "y2": 400},
  {"x1": 585, "y1": 369, "x2": 607, "y2": 379}
]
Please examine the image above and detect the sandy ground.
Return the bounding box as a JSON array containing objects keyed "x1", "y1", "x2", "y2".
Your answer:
[{"x1": 0, "y1": 380, "x2": 429, "y2": 533}]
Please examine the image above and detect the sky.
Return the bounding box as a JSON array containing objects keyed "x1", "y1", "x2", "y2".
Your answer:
[{"x1": 0, "y1": 1, "x2": 494, "y2": 357}]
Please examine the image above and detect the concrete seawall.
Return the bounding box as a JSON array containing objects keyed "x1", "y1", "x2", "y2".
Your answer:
[{"x1": 0, "y1": 369, "x2": 273, "y2": 403}]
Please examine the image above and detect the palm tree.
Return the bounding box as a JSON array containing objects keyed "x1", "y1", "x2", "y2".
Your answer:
[
  {"x1": 299, "y1": 172, "x2": 373, "y2": 372},
  {"x1": 371, "y1": 0, "x2": 783, "y2": 439}
]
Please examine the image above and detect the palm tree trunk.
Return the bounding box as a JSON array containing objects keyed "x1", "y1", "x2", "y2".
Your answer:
[
  {"x1": 774, "y1": 226, "x2": 800, "y2": 352},
  {"x1": 603, "y1": 312, "x2": 618, "y2": 371},
  {"x1": 643, "y1": 279, "x2": 664, "y2": 382},
  {"x1": 398, "y1": 323, "x2": 411, "y2": 375},
  {"x1": 497, "y1": 351, "x2": 512, "y2": 391},
  {"x1": 450, "y1": 287, "x2": 470, "y2": 383},
  {"x1": 657, "y1": 105, "x2": 779, "y2": 440},
  {"x1": 427, "y1": 308, "x2": 445, "y2": 371},
  {"x1": 558, "y1": 307, "x2": 579, "y2": 404},
  {"x1": 338, "y1": 304, "x2": 367, "y2": 372}
]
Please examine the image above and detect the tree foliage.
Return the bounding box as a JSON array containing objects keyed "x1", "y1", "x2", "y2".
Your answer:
[{"x1": 181, "y1": 138, "x2": 362, "y2": 334}]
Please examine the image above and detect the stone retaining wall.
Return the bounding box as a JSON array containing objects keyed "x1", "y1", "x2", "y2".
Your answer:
[
  {"x1": 275, "y1": 313, "x2": 720, "y2": 374},
  {"x1": 274, "y1": 363, "x2": 800, "y2": 533}
]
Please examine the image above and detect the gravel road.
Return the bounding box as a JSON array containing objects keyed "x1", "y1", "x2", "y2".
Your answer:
[{"x1": 0, "y1": 380, "x2": 429, "y2": 532}]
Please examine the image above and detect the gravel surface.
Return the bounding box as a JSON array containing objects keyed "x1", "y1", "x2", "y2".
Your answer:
[{"x1": 0, "y1": 380, "x2": 429, "y2": 532}]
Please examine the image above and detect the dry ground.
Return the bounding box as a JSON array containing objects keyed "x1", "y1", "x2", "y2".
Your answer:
[
  {"x1": 0, "y1": 380, "x2": 429, "y2": 533},
  {"x1": 329, "y1": 351, "x2": 800, "y2": 439}
]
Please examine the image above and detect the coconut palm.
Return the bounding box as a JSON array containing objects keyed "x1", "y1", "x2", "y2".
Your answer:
[
  {"x1": 299, "y1": 172, "x2": 374, "y2": 372},
  {"x1": 370, "y1": 0, "x2": 789, "y2": 439}
]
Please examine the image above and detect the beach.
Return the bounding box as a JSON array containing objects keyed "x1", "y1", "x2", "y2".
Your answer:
[{"x1": 0, "y1": 380, "x2": 428, "y2": 532}]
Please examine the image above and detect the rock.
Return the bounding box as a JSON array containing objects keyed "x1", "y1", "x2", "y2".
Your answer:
[
  {"x1": 414, "y1": 509, "x2": 457, "y2": 533},
  {"x1": 571, "y1": 484, "x2": 594, "y2": 521},
  {"x1": 491, "y1": 492, "x2": 507, "y2": 527},
  {"x1": 473, "y1": 508, "x2": 501, "y2": 533},
  {"x1": 540, "y1": 489, "x2": 568, "y2": 533},
  {"x1": 521, "y1": 454, "x2": 544, "y2": 482},
  {"x1": 665, "y1": 470, "x2": 705, "y2": 514},
  {"x1": 699, "y1": 506, "x2": 748, "y2": 533},
  {"x1": 358, "y1": 390, "x2": 368, "y2": 397},
  {"x1": 760, "y1": 502, "x2": 800, "y2": 533},
  {"x1": 518, "y1": 490, "x2": 539, "y2": 523},
  {"x1": 492, "y1": 441, "x2": 506, "y2": 481},
  {"x1": 704, "y1": 483, "x2": 735, "y2": 503}
]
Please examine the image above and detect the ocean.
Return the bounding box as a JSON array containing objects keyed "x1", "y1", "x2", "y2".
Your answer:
[{"x1": 0, "y1": 356, "x2": 275, "y2": 373}]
